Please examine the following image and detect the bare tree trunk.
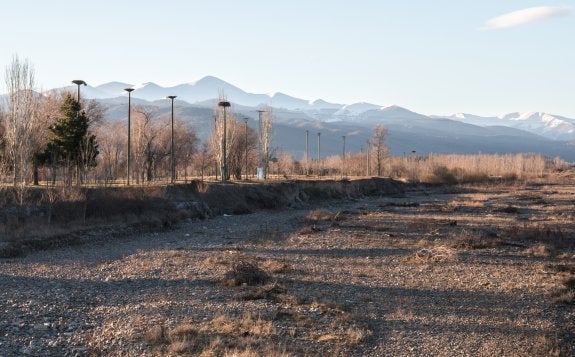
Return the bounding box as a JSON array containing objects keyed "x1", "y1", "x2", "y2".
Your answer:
[
  {"x1": 3, "y1": 55, "x2": 39, "y2": 187},
  {"x1": 371, "y1": 125, "x2": 389, "y2": 177},
  {"x1": 259, "y1": 106, "x2": 274, "y2": 180}
]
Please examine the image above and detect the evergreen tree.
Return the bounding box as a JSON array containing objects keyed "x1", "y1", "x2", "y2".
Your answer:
[{"x1": 39, "y1": 93, "x2": 98, "y2": 184}]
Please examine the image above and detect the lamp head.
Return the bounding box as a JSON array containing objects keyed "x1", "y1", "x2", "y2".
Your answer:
[
  {"x1": 167, "y1": 95, "x2": 177, "y2": 100},
  {"x1": 218, "y1": 101, "x2": 231, "y2": 108},
  {"x1": 124, "y1": 88, "x2": 135, "y2": 93},
  {"x1": 72, "y1": 80, "x2": 86, "y2": 86}
]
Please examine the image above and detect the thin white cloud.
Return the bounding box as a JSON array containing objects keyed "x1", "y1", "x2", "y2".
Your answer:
[{"x1": 483, "y1": 6, "x2": 570, "y2": 30}]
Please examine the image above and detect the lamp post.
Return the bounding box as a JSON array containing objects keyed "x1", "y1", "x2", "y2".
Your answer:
[
  {"x1": 257, "y1": 110, "x2": 265, "y2": 179},
  {"x1": 219, "y1": 101, "x2": 231, "y2": 182},
  {"x1": 305, "y1": 130, "x2": 309, "y2": 176},
  {"x1": 71, "y1": 80, "x2": 86, "y2": 102},
  {"x1": 124, "y1": 88, "x2": 135, "y2": 185},
  {"x1": 317, "y1": 132, "x2": 321, "y2": 177},
  {"x1": 342, "y1": 135, "x2": 346, "y2": 179},
  {"x1": 244, "y1": 117, "x2": 249, "y2": 180},
  {"x1": 366, "y1": 140, "x2": 371, "y2": 176},
  {"x1": 167, "y1": 96, "x2": 177, "y2": 184}
]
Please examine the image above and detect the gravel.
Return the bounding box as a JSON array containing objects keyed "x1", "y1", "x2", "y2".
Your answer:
[{"x1": 1, "y1": 183, "x2": 574, "y2": 356}]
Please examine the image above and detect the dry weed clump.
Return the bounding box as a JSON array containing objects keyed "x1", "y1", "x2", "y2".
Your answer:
[
  {"x1": 296, "y1": 225, "x2": 322, "y2": 235},
  {"x1": 212, "y1": 313, "x2": 276, "y2": 337},
  {"x1": 450, "y1": 229, "x2": 503, "y2": 250},
  {"x1": 222, "y1": 261, "x2": 270, "y2": 286},
  {"x1": 260, "y1": 258, "x2": 291, "y2": 274},
  {"x1": 242, "y1": 283, "x2": 287, "y2": 301},
  {"x1": 555, "y1": 278, "x2": 575, "y2": 305},
  {"x1": 525, "y1": 244, "x2": 555, "y2": 257},
  {"x1": 316, "y1": 324, "x2": 372, "y2": 346},
  {"x1": 306, "y1": 209, "x2": 345, "y2": 222},
  {"x1": 506, "y1": 224, "x2": 573, "y2": 254},
  {"x1": 143, "y1": 315, "x2": 278, "y2": 356},
  {"x1": 405, "y1": 246, "x2": 458, "y2": 263}
]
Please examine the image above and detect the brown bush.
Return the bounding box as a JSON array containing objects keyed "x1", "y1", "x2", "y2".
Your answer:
[{"x1": 222, "y1": 261, "x2": 270, "y2": 286}]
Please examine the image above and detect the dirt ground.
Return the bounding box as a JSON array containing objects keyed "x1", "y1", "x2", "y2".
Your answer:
[{"x1": 1, "y1": 180, "x2": 574, "y2": 356}]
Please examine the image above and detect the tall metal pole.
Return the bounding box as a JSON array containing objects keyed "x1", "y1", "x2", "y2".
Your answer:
[
  {"x1": 125, "y1": 88, "x2": 134, "y2": 185},
  {"x1": 317, "y1": 132, "x2": 321, "y2": 177},
  {"x1": 305, "y1": 130, "x2": 309, "y2": 176},
  {"x1": 257, "y1": 110, "x2": 265, "y2": 178},
  {"x1": 366, "y1": 140, "x2": 371, "y2": 176},
  {"x1": 167, "y1": 96, "x2": 177, "y2": 184},
  {"x1": 342, "y1": 135, "x2": 346, "y2": 179},
  {"x1": 219, "y1": 101, "x2": 231, "y2": 182},
  {"x1": 213, "y1": 115, "x2": 218, "y2": 181},
  {"x1": 244, "y1": 117, "x2": 249, "y2": 180}
]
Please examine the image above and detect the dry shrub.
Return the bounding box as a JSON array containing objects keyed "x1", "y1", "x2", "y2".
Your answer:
[
  {"x1": 260, "y1": 259, "x2": 291, "y2": 274},
  {"x1": 406, "y1": 246, "x2": 458, "y2": 263},
  {"x1": 222, "y1": 261, "x2": 270, "y2": 286},
  {"x1": 317, "y1": 325, "x2": 372, "y2": 346},
  {"x1": 297, "y1": 225, "x2": 322, "y2": 235},
  {"x1": 423, "y1": 166, "x2": 458, "y2": 185},
  {"x1": 306, "y1": 209, "x2": 345, "y2": 222},
  {"x1": 508, "y1": 224, "x2": 573, "y2": 252},
  {"x1": 144, "y1": 325, "x2": 169, "y2": 345},
  {"x1": 242, "y1": 283, "x2": 287, "y2": 301},
  {"x1": 552, "y1": 274, "x2": 575, "y2": 305},
  {"x1": 495, "y1": 205, "x2": 520, "y2": 214},
  {"x1": 451, "y1": 230, "x2": 503, "y2": 250},
  {"x1": 526, "y1": 244, "x2": 555, "y2": 257},
  {"x1": 204, "y1": 251, "x2": 244, "y2": 268}
]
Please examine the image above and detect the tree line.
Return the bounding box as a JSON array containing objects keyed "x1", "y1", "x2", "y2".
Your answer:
[{"x1": 0, "y1": 56, "x2": 394, "y2": 187}]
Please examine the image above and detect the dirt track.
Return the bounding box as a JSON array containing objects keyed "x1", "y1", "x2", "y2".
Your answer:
[{"x1": 1, "y1": 181, "x2": 574, "y2": 356}]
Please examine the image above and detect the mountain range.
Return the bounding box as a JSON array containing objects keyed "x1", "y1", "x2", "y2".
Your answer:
[{"x1": 45, "y1": 77, "x2": 575, "y2": 161}]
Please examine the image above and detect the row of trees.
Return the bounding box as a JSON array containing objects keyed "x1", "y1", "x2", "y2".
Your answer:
[
  {"x1": 1, "y1": 56, "x2": 101, "y2": 188},
  {"x1": 1, "y1": 56, "x2": 393, "y2": 187}
]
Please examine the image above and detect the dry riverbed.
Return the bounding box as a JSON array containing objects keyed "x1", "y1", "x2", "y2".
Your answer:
[{"x1": 1, "y1": 181, "x2": 574, "y2": 356}]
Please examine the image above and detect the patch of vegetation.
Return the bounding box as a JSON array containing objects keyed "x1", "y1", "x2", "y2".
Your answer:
[{"x1": 222, "y1": 261, "x2": 270, "y2": 287}]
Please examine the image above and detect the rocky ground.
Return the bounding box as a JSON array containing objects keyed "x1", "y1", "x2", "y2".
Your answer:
[{"x1": 1, "y1": 181, "x2": 574, "y2": 356}]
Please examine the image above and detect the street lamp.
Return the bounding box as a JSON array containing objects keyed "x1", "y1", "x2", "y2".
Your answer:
[
  {"x1": 366, "y1": 140, "x2": 371, "y2": 176},
  {"x1": 71, "y1": 80, "x2": 87, "y2": 102},
  {"x1": 317, "y1": 132, "x2": 321, "y2": 178},
  {"x1": 219, "y1": 101, "x2": 231, "y2": 182},
  {"x1": 124, "y1": 88, "x2": 135, "y2": 185},
  {"x1": 305, "y1": 130, "x2": 309, "y2": 176},
  {"x1": 244, "y1": 117, "x2": 249, "y2": 180},
  {"x1": 342, "y1": 135, "x2": 346, "y2": 179},
  {"x1": 257, "y1": 109, "x2": 265, "y2": 179},
  {"x1": 167, "y1": 95, "x2": 177, "y2": 184}
]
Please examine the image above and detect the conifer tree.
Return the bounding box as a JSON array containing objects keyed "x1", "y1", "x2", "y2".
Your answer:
[{"x1": 39, "y1": 93, "x2": 98, "y2": 184}]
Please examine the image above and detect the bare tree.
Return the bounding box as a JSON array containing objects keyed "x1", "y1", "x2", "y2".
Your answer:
[
  {"x1": 94, "y1": 121, "x2": 125, "y2": 184},
  {"x1": 132, "y1": 106, "x2": 161, "y2": 183},
  {"x1": 195, "y1": 141, "x2": 213, "y2": 181},
  {"x1": 211, "y1": 96, "x2": 239, "y2": 181},
  {"x1": 173, "y1": 120, "x2": 199, "y2": 182},
  {"x1": 258, "y1": 106, "x2": 274, "y2": 179},
  {"x1": 2, "y1": 55, "x2": 40, "y2": 186},
  {"x1": 371, "y1": 124, "x2": 389, "y2": 176}
]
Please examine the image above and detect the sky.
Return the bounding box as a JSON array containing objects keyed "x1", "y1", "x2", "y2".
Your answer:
[{"x1": 0, "y1": 0, "x2": 573, "y2": 118}]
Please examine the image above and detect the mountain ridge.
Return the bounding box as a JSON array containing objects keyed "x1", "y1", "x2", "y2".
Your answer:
[{"x1": 31, "y1": 76, "x2": 575, "y2": 160}]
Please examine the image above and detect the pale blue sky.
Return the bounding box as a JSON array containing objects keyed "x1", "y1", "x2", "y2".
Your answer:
[{"x1": 1, "y1": 1, "x2": 573, "y2": 117}]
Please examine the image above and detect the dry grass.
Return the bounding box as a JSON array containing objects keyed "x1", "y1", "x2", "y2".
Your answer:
[
  {"x1": 405, "y1": 246, "x2": 459, "y2": 263},
  {"x1": 143, "y1": 314, "x2": 278, "y2": 356}
]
